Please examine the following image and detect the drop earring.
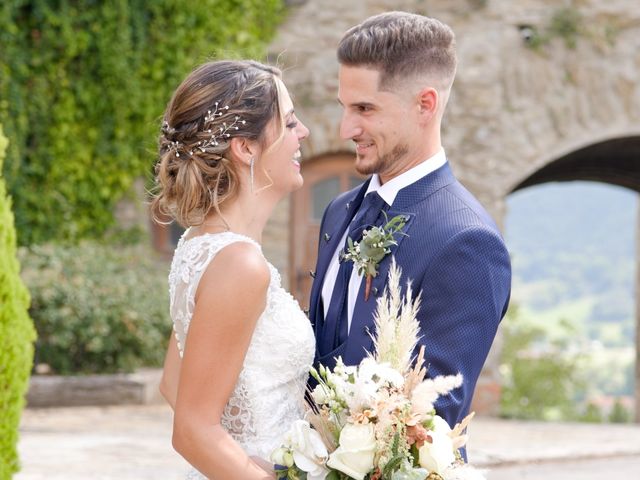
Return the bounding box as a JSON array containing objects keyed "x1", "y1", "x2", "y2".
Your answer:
[{"x1": 249, "y1": 157, "x2": 255, "y2": 192}]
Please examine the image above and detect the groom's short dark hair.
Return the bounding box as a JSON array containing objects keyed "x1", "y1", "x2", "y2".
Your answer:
[{"x1": 337, "y1": 11, "x2": 457, "y2": 93}]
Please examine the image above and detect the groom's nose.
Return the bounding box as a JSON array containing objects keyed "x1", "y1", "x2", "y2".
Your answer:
[{"x1": 339, "y1": 111, "x2": 362, "y2": 140}]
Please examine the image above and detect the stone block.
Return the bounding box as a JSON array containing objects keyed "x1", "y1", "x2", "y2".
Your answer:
[{"x1": 26, "y1": 369, "x2": 164, "y2": 408}]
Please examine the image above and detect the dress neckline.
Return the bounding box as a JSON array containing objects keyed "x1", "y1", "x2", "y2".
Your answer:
[{"x1": 180, "y1": 228, "x2": 261, "y2": 247}]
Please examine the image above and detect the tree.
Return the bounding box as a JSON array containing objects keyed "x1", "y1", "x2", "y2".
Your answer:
[
  {"x1": 500, "y1": 307, "x2": 584, "y2": 420},
  {"x1": 0, "y1": 125, "x2": 36, "y2": 479}
]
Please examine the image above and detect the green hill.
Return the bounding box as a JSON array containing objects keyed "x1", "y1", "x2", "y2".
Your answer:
[{"x1": 505, "y1": 181, "x2": 638, "y2": 345}]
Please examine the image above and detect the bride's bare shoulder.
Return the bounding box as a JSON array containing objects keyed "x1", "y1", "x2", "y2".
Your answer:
[{"x1": 196, "y1": 241, "x2": 269, "y2": 302}]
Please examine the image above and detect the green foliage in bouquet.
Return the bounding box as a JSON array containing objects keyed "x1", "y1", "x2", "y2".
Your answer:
[
  {"x1": 0, "y1": 0, "x2": 285, "y2": 244},
  {"x1": 0, "y1": 125, "x2": 36, "y2": 480},
  {"x1": 19, "y1": 242, "x2": 172, "y2": 374},
  {"x1": 381, "y1": 432, "x2": 407, "y2": 478}
]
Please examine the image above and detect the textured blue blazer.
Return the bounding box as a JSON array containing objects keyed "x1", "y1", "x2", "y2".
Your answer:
[{"x1": 309, "y1": 162, "x2": 512, "y2": 429}]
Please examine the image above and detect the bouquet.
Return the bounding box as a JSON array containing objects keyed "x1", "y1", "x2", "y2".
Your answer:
[{"x1": 271, "y1": 261, "x2": 485, "y2": 480}]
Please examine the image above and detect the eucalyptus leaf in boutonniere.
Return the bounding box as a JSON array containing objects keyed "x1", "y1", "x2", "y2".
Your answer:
[{"x1": 343, "y1": 212, "x2": 408, "y2": 301}]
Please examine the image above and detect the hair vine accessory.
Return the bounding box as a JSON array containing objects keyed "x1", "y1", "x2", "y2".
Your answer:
[
  {"x1": 162, "y1": 121, "x2": 186, "y2": 158},
  {"x1": 197, "y1": 101, "x2": 246, "y2": 151},
  {"x1": 203, "y1": 101, "x2": 228, "y2": 124},
  {"x1": 162, "y1": 100, "x2": 247, "y2": 158}
]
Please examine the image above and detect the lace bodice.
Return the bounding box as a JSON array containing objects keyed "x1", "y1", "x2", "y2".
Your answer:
[{"x1": 168, "y1": 231, "x2": 315, "y2": 477}]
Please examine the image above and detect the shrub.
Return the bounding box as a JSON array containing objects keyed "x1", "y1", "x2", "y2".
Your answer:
[
  {"x1": 609, "y1": 398, "x2": 631, "y2": 423},
  {"x1": 0, "y1": 125, "x2": 36, "y2": 480},
  {"x1": 19, "y1": 242, "x2": 172, "y2": 374},
  {"x1": 579, "y1": 401, "x2": 603, "y2": 423}
]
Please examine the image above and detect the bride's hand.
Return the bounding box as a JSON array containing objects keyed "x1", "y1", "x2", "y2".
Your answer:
[{"x1": 250, "y1": 456, "x2": 277, "y2": 478}]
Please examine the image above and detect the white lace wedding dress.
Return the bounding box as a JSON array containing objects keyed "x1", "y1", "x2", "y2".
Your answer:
[{"x1": 168, "y1": 230, "x2": 316, "y2": 480}]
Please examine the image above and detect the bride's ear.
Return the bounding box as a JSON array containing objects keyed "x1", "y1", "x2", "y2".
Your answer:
[{"x1": 228, "y1": 137, "x2": 259, "y2": 168}]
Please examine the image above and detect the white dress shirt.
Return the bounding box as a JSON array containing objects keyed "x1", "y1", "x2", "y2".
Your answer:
[{"x1": 321, "y1": 148, "x2": 447, "y2": 333}]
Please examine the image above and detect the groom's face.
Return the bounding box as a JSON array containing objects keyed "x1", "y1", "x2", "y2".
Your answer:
[{"x1": 338, "y1": 65, "x2": 420, "y2": 184}]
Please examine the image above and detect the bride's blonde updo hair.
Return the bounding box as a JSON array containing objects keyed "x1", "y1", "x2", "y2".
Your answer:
[{"x1": 152, "y1": 60, "x2": 282, "y2": 227}]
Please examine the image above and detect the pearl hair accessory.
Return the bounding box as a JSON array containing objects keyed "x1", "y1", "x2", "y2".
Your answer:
[{"x1": 162, "y1": 101, "x2": 247, "y2": 158}]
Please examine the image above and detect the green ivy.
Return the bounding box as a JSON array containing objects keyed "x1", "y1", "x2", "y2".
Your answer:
[
  {"x1": 0, "y1": 0, "x2": 285, "y2": 245},
  {"x1": 0, "y1": 124, "x2": 36, "y2": 480}
]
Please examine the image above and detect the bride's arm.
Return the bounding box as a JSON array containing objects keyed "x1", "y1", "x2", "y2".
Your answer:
[
  {"x1": 159, "y1": 334, "x2": 180, "y2": 410},
  {"x1": 172, "y1": 242, "x2": 275, "y2": 480}
]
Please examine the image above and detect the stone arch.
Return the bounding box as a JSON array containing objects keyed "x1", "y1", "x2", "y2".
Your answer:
[{"x1": 509, "y1": 132, "x2": 640, "y2": 194}]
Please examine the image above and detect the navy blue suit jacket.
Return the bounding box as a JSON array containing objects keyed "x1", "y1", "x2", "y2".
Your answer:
[{"x1": 309, "y1": 162, "x2": 511, "y2": 428}]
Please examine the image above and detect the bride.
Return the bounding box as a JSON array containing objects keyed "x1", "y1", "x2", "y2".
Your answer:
[{"x1": 153, "y1": 60, "x2": 313, "y2": 479}]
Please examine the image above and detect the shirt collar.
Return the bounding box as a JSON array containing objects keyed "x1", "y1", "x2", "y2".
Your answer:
[{"x1": 365, "y1": 148, "x2": 447, "y2": 206}]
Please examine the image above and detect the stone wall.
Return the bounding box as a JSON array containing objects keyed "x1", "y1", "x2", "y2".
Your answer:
[{"x1": 269, "y1": 0, "x2": 640, "y2": 209}]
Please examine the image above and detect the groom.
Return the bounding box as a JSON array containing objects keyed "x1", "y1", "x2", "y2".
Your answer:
[{"x1": 309, "y1": 11, "x2": 511, "y2": 429}]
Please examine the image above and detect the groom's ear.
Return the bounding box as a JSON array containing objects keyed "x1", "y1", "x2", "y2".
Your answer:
[
  {"x1": 416, "y1": 87, "x2": 438, "y2": 123},
  {"x1": 228, "y1": 137, "x2": 259, "y2": 165}
]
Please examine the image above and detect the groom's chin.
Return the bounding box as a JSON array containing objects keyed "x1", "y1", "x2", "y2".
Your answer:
[{"x1": 354, "y1": 156, "x2": 378, "y2": 176}]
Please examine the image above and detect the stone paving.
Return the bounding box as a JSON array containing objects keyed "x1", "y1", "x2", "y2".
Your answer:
[{"x1": 15, "y1": 404, "x2": 640, "y2": 479}]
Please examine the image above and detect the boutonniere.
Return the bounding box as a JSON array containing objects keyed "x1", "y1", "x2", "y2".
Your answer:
[{"x1": 343, "y1": 213, "x2": 408, "y2": 301}]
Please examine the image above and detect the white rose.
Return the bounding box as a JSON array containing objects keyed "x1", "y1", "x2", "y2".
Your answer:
[
  {"x1": 283, "y1": 420, "x2": 329, "y2": 480},
  {"x1": 326, "y1": 423, "x2": 376, "y2": 480},
  {"x1": 418, "y1": 416, "x2": 455, "y2": 474},
  {"x1": 311, "y1": 384, "x2": 331, "y2": 405}
]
